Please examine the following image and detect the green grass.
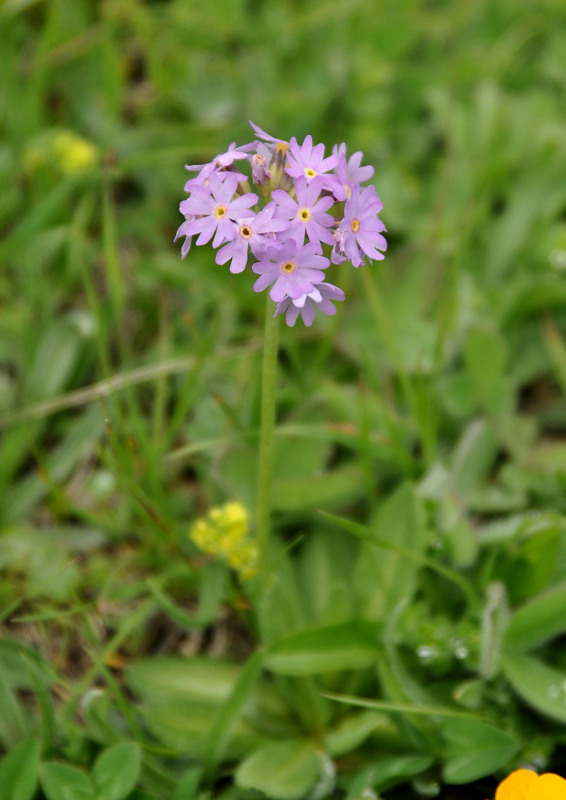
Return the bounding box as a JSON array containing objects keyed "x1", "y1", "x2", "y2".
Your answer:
[{"x1": 2, "y1": 0, "x2": 566, "y2": 798}]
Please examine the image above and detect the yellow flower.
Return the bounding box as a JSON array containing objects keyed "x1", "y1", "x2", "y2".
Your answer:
[
  {"x1": 52, "y1": 131, "x2": 99, "y2": 175},
  {"x1": 496, "y1": 769, "x2": 566, "y2": 800},
  {"x1": 189, "y1": 502, "x2": 257, "y2": 580}
]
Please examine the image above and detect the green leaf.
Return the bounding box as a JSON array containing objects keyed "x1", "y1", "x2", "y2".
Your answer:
[
  {"x1": 235, "y1": 739, "x2": 321, "y2": 800},
  {"x1": 41, "y1": 763, "x2": 94, "y2": 800},
  {"x1": 92, "y1": 742, "x2": 141, "y2": 800},
  {"x1": 464, "y1": 327, "x2": 513, "y2": 420},
  {"x1": 322, "y1": 691, "x2": 485, "y2": 720},
  {"x1": 451, "y1": 420, "x2": 498, "y2": 496},
  {"x1": 323, "y1": 711, "x2": 396, "y2": 757},
  {"x1": 348, "y1": 755, "x2": 435, "y2": 795},
  {"x1": 0, "y1": 738, "x2": 40, "y2": 800},
  {"x1": 139, "y1": 701, "x2": 257, "y2": 758},
  {"x1": 273, "y1": 466, "x2": 365, "y2": 511},
  {"x1": 320, "y1": 500, "x2": 476, "y2": 607},
  {"x1": 0, "y1": 666, "x2": 30, "y2": 748},
  {"x1": 264, "y1": 621, "x2": 379, "y2": 676},
  {"x1": 171, "y1": 768, "x2": 201, "y2": 800},
  {"x1": 502, "y1": 652, "x2": 566, "y2": 723},
  {"x1": 441, "y1": 718, "x2": 519, "y2": 784},
  {"x1": 297, "y1": 529, "x2": 357, "y2": 627},
  {"x1": 23, "y1": 655, "x2": 56, "y2": 756},
  {"x1": 82, "y1": 689, "x2": 121, "y2": 745},
  {"x1": 127, "y1": 657, "x2": 240, "y2": 704},
  {"x1": 203, "y1": 651, "x2": 263, "y2": 775},
  {"x1": 503, "y1": 584, "x2": 566, "y2": 652},
  {"x1": 25, "y1": 318, "x2": 84, "y2": 403},
  {"x1": 146, "y1": 580, "x2": 214, "y2": 630},
  {"x1": 353, "y1": 483, "x2": 426, "y2": 619}
]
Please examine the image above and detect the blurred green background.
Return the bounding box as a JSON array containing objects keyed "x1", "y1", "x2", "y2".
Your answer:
[{"x1": 2, "y1": 0, "x2": 566, "y2": 798}]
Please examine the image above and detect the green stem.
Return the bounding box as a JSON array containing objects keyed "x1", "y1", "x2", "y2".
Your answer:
[{"x1": 255, "y1": 297, "x2": 280, "y2": 574}]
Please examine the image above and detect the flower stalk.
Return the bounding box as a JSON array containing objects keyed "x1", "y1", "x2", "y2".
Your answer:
[{"x1": 255, "y1": 297, "x2": 280, "y2": 575}]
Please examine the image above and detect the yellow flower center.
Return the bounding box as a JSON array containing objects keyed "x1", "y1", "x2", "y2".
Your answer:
[
  {"x1": 282, "y1": 261, "x2": 296, "y2": 273},
  {"x1": 345, "y1": 185, "x2": 351, "y2": 198},
  {"x1": 239, "y1": 224, "x2": 252, "y2": 238},
  {"x1": 351, "y1": 217, "x2": 360, "y2": 233},
  {"x1": 305, "y1": 167, "x2": 317, "y2": 179},
  {"x1": 214, "y1": 205, "x2": 227, "y2": 219},
  {"x1": 298, "y1": 208, "x2": 311, "y2": 222}
]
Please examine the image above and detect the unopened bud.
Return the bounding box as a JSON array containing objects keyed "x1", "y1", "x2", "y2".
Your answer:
[
  {"x1": 268, "y1": 142, "x2": 293, "y2": 192},
  {"x1": 331, "y1": 229, "x2": 348, "y2": 264},
  {"x1": 251, "y1": 153, "x2": 272, "y2": 186}
]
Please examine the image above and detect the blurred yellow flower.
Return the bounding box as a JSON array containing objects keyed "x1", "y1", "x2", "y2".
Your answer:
[
  {"x1": 190, "y1": 502, "x2": 257, "y2": 580},
  {"x1": 52, "y1": 131, "x2": 99, "y2": 175},
  {"x1": 24, "y1": 130, "x2": 99, "y2": 176},
  {"x1": 495, "y1": 769, "x2": 566, "y2": 800}
]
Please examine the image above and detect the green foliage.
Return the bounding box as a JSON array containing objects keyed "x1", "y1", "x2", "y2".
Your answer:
[
  {"x1": 2, "y1": 0, "x2": 566, "y2": 798},
  {"x1": 235, "y1": 739, "x2": 322, "y2": 800},
  {"x1": 0, "y1": 739, "x2": 40, "y2": 800}
]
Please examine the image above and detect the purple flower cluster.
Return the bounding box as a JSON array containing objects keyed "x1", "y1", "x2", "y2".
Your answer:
[{"x1": 176, "y1": 122, "x2": 386, "y2": 326}]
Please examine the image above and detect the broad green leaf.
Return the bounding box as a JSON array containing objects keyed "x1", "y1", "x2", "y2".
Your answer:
[
  {"x1": 297, "y1": 529, "x2": 357, "y2": 627},
  {"x1": 0, "y1": 667, "x2": 30, "y2": 748},
  {"x1": 3, "y1": 407, "x2": 105, "y2": 524},
  {"x1": 139, "y1": 700, "x2": 257, "y2": 759},
  {"x1": 464, "y1": 327, "x2": 513, "y2": 420},
  {"x1": 323, "y1": 711, "x2": 396, "y2": 757},
  {"x1": 203, "y1": 651, "x2": 263, "y2": 774},
  {"x1": 438, "y1": 495, "x2": 478, "y2": 567},
  {"x1": 353, "y1": 483, "x2": 425, "y2": 619},
  {"x1": 349, "y1": 755, "x2": 435, "y2": 795},
  {"x1": 451, "y1": 420, "x2": 498, "y2": 496},
  {"x1": 507, "y1": 526, "x2": 563, "y2": 603},
  {"x1": 235, "y1": 739, "x2": 321, "y2": 800},
  {"x1": 92, "y1": 742, "x2": 141, "y2": 800},
  {"x1": 273, "y1": 466, "x2": 365, "y2": 511},
  {"x1": 502, "y1": 653, "x2": 566, "y2": 723},
  {"x1": 23, "y1": 655, "x2": 56, "y2": 755},
  {"x1": 264, "y1": 621, "x2": 379, "y2": 676},
  {"x1": 0, "y1": 738, "x2": 40, "y2": 800},
  {"x1": 25, "y1": 318, "x2": 85, "y2": 403},
  {"x1": 320, "y1": 502, "x2": 476, "y2": 606},
  {"x1": 127, "y1": 657, "x2": 240, "y2": 704},
  {"x1": 503, "y1": 584, "x2": 566, "y2": 652},
  {"x1": 41, "y1": 763, "x2": 94, "y2": 800},
  {"x1": 256, "y1": 540, "x2": 311, "y2": 644},
  {"x1": 171, "y1": 768, "x2": 201, "y2": 800},
  {"x1": 441, "y1": 718, "x2": 519, "y2": 784},
  {"x1": 82, "y1": 689, "x2": 122, "y2": 745}
]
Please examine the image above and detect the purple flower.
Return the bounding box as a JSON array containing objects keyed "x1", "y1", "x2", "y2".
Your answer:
[
  {"x1": 335, "y1": 184, "x2": 387, "y2": 267},
  {"x1": 275, "y1": 281, "x2": 345, "y2": 327},
  {"x1": 249, "y1": 121, "x2": 286, "y2": 146},
  {"x1": 215, "y1": 203, "x2": 288, "y2": 274},
  {"x1": 179, "y1": 173, "x2": 258, "y2": 248},
  {"x1": 249, "y1": 121, "x2": 287, "y2": 167},
  {"x1": 184, "y1": 142, "x2": 253, "y2": 190},
  {"x1": 186, "y1": 141, "x2": 254, "y2": 174},
  {"x1": 174, "y1": 217, "x2": 194, "y2": 259},
  {"x1": 327, "y1": 144, "x2": 375, "y2": 202},
  {"x1": 252, "y1": 240, "x2": 329, "y2": 302},
  {"x1": 176, "y1": 126, "x2": 387, "y2": 327},
  {"x1": 271, "y1": 177, "x2": 335, "y2": 248},
  {"x1": 285, "y1": 135, "x2": 338, "y2": 186}
]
